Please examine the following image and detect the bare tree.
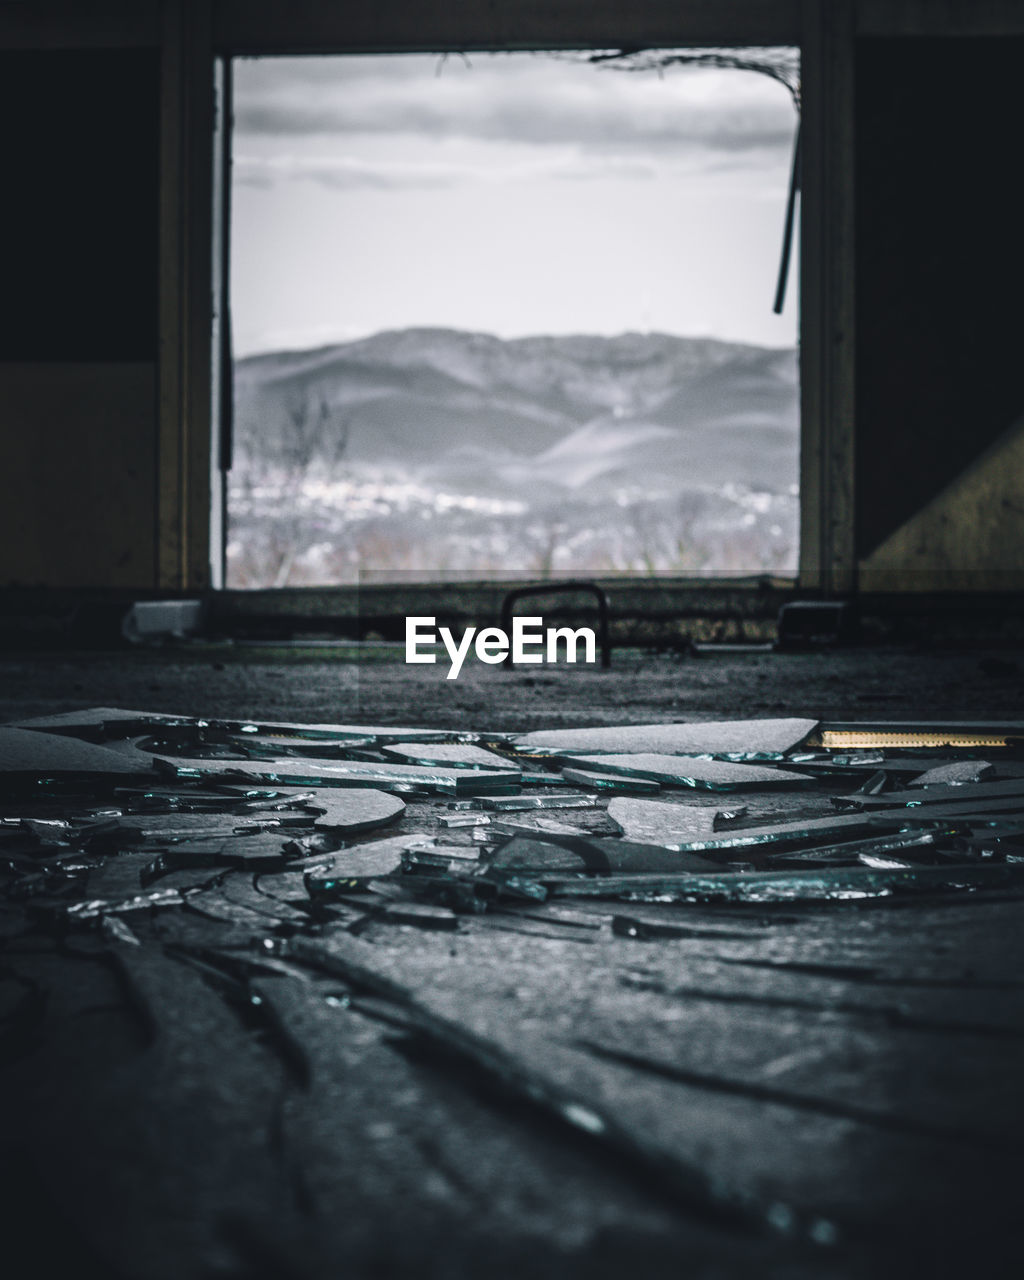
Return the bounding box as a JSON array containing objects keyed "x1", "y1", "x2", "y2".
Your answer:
[
  {"x1": 256, "y1": 390, "x2": 352, "y2": 587},
  {"x1": 280, "y1": 392, "x2": 350, "y2": 483}
]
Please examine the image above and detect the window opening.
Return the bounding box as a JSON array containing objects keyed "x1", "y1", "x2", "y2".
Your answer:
[{"x1": 226, "y1": 49, "x2": 800, "y2": 587}]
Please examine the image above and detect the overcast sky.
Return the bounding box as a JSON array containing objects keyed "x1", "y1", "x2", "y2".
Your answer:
[{"x1": 231, "y1": 52, "x2": 799, "y2": 357}]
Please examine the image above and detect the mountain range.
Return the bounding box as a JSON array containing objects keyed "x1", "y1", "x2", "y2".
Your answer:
[{"x1": 234, "y1": 327, "x2": 799, "y2": 497}]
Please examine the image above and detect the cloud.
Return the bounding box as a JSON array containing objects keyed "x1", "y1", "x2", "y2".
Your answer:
[
  {"x1": 233, "y1": 52, "x2": 796, "y2": 161},
  {"x1": 233, "y1": 151, "x2": 659, "y2": 192},
  {"x1": 234, "y1": 154, "x2": 462, "y2": 190}
]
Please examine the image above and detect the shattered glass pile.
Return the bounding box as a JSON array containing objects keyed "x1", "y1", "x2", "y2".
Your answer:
[{"x1": 3, "y1": 707, "x2": 1024, "y2": 1273}]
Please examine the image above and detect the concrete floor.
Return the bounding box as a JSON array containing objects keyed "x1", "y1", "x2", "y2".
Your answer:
[
  {"x1": 1, "y1": 642, "x2": 1020, "y2": 729},
  {"x1": 1, "y1": 643, "x2": 1022, "y2": 1280}
]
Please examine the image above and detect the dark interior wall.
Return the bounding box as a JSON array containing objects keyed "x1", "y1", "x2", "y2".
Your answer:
[
  {"x1": 0, "y1": 49, "x2": 159, "y2": 361},
  {"x1": 0, "y1": 48, "x2": 161, "y2": 587},
  {"x1": 854, "y1": 36, "x2": 1024, "y2": 561},
  {"x1": 2, "y1": 5, "x2": 1022, "y2": 600}
]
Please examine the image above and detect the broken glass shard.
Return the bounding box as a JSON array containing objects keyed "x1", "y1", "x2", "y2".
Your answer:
[
  {"x1": 138, "y1": 857, "x2": 227, "y2": 890},
  {"x1": 304, "y1": 835, "x2": 421, "y2": 894},
  {"x1": 150, "y1": 753, "x2": 516, "y2": 796},
  {"x1": 909, "y1": 760, "x2": 996, "y2": 787},
  {"x1": 780, "y1": 751, "x2": 886, "y2": 777},
  {"x1": 6, "y1": 706, "x2": 143, "y2": 738},
  {"x1": 854, "y1": 770, "x2": 891, "y2": 796},
  {"x1": 85, "y1": 851, "x2": 154, "y2": 899},
  {"x1": 18, "y1": 817, "x2": 73, "y2": 848},
  {"x1": 284, "y1": 788, "x2": 406, "y2": 835},
  {"x1": 843, "y1": 779, "x2": 1024, "y2": 810},
  {"x1": 8, "y1": 708, "x2": 469, "y2": 746},
  {"x1": 134, "y1": 831, "x2": 299, "y2": 872},
  {"x1": 381, "y1": 742, "x2": 519, "y2": 772},
  {"x1": 545, "y1": 859, "x2": 1024, "y2": 904},
  {"x1": 515, "y1": 718, "x2": 817, "y2": 759},
  {"x1": 488, "y1": 833, "x2": 722, "y2": 874},
  {"x1": 716, "y1": 806, "x2": 749, "y2": 822},
  {"x1": 437, "y1": 812, "x2": 491, "y2": 828},
  {"x1": 489, "y1": 817, "x2": 590, "y2": 838},
  {"x1": 100, "y1": 914, "x2": 142, "y2": 946},
  {"x1": 478, "y1": 794, "x2": 599, "y2": 811},
  {"x1": 402, "y1": 845, "x2": 482, "y2": 873},
  {"x1": 867, "y1": 800, "x2": 1024, "y2": 825},
  {"x1": 486, "y1": 837, "x2": 592, "y2": 873},
  {"x1": 566, "y1": 754, "x2": 815, "y2": 791},
  {"x1": 219, "y1": 874, "x2": 311, "y2": 923},
  {"x1": 759, "y1": 828, "x2": 950, "y2": 869},
  {"x1": 282, "y1": 831, "x2": 344, "y2": 857},
  {"x1": 182, "y1": 887, "x2": 283, "y2": 927},
  {"x1": 0, "y1": 727, "x2": 157, "y2": 778},
  {"x1": 820, "y1": 830, "x2": 946, "y2": 864},
  {"x1": 476, "y1": 869, "x2": 549, "y2": 902},
  {"x1": 857, "y1": 853, "x2": 916, "y2": 869},
  {"x1": 606, "y1": 797, "x2": 722, "y2": 847},
  {"x1": 226, "y1": 733, "x2": 378, "y2": 755},
  {"x1": 560, "y1": 768, "x2": 662, "y2": 794},
  {"x1": 65, "y1": 887, "x2": 186, "y2": 919},
  {"x1": 574, "y1": 808, "x2": 964, "y2": 858},
  {"x1": 89, "y1": 812, "x2": 290, "y2": 847},
  {"x1": 378, "y1": 902, "x2": 460, "y2": 930},
  {"x1": 788, "y1": 751, "x2": 886, "y2": 768}
]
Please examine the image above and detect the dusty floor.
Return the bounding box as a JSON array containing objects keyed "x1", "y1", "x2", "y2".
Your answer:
[
  {"x1": 1, "y1": 643, "x2": 1022, "y2": 1280},
  {"x1": 1, "y1": 642, "x2": 1021, "y2": 729}
]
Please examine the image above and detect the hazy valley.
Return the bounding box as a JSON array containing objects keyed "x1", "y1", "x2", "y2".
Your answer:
[{"x1": 229, "y1": 327, "x2": 799, "y2": 587}]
